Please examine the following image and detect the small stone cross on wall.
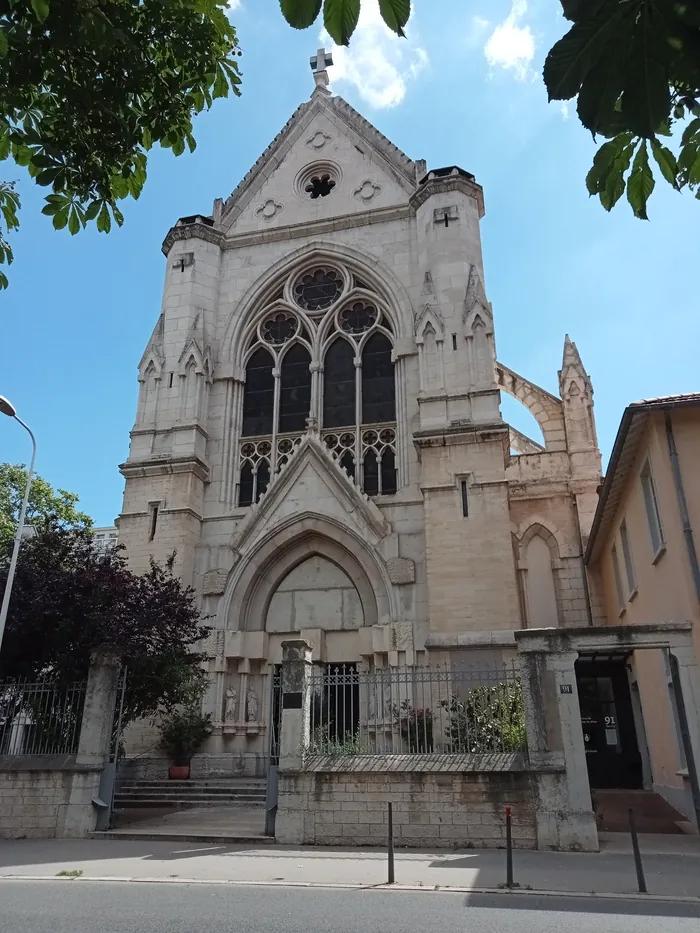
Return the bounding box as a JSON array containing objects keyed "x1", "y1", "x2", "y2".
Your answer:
[{"x1": 310, "y1": 47, "x2": 334, "y2": 89}]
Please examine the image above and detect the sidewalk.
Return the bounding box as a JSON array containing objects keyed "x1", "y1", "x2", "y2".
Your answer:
[{"x1": 0, "y1": 835, "x2": 699, "y2": 899}]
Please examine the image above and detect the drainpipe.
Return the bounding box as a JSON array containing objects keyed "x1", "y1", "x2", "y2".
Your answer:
[
  {"x1": 573, "y1": 496, "x2": 594, "y2": 625},
  {"x1": 664, "y1": 411, "x2": 700, "y2": 604}
]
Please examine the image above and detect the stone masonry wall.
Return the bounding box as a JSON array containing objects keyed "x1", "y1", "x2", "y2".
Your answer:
[
  {"x1": 0, "y1": 763, "x2": 73, "y2": 839},
  {"x1": 277, "y1": 769, "x2": 537, "y2": 848}
]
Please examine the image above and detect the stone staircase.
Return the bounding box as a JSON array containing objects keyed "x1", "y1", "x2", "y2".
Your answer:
[
  {"x1": 592, "y1": 789, "x2": 687, "y2": 834},
  {"x1": 114, "y1": 778, "x2": 266, "y2": 812}
]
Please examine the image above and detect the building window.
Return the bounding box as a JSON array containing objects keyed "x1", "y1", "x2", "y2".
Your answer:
[
  {"x1": 242, "y1": 347, "x2": 274, "y2": 438},
  {"x1": 460, "y1": 480, "x2": 469, "y2": 517},
  {"x1": 640, "y1": 459, "x2": 664, "y2": 557},
  {"x1": 305, "y1": 173, "x2": 336, "y2": 199},
  {"x1": 236, "y1": 263, "x2": 397, "y2": 505},
  {"x1": 619, "y1": 519, "x2": 637, "y2": 597},
  {"x1": 611, "y1": 544, "x2": 625, "y2": 614},
  {"x1": 279, "y1": 344, "x2": 312, "y2": 433},
  {"x1": 323, "y1": 338, "x2": 355, "y2": 428}
]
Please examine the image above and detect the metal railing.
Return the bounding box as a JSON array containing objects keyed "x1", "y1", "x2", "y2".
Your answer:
[
  {"x1": 306, "y1": 662, "x2": 527, "y2": 758},
  {"x1": 0, "y1": 680, "x2": 87, "y2": 755}
]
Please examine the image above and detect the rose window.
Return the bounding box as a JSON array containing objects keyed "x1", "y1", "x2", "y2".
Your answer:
[
  {"x1": 293, "y1": 268, "x2": 343, "y2": 312},
  {"x1": 339, "y1": 302, "x2": 378, "y2": 334},
  {"x1": 262, "y1": 312, "x2": 298, "y2": 345}
]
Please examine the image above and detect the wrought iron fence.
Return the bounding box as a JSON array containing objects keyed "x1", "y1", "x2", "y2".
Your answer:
[
  {"x1": 306, "y1": 663, "x2": 527, "y2": 758},
  {"x1": 0, "y1": 680, "x2": 87, "y2": 756}
]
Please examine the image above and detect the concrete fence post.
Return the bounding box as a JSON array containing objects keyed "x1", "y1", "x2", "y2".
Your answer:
[
  {"x1": 62, "y1": 648, "x2": 120, "y2": 837},
  {"x1": 275, "y1": 639, "x2": 313, "y2": 844},
  {"x1": 517, "y1": 640, "x2": 598, "y2": 851}
]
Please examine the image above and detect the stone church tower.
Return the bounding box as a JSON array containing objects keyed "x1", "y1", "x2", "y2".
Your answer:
[{"x1": 118, "y1": 53, "x2": 602, "y2": 772}]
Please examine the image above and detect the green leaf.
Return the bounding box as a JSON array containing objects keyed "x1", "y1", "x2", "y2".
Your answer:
[
  {"x1": 543, "y1": 5, "x2": 630, "y2": 102},
  {"x1": 0, "y1": 28, "x2": 8, "y2": 58},
  {"x1": 378, "y1": 0, "x2": 410, "y2": 36},
  {"x1": 112, "y1": 204, "x2": 125, "y2": 226},
  {"x1": 84, "y1": 200, "x2": 101, "y2": 222},
  {"x1": 585, "y1": 133, "x2": 632, "y2": 194},
  {"x1": 627, "y1": 141, "x2": 655, "y2": 220},
  {"x1": 323, "y1": 0, "x2": 360, "y2": 45},
  {"x1": 96, "y1": 203, "x2": 111, "y2": 234},
  {"x1": 681, "y1": 117, "x2": 700, "y2": 147},
  {"x1": 30, "y1": 154, "x2": 55, "y2": 169},
  {"x1": 279, "y1": 0, "x2": 323, "y2": 29},
  {"x1": 690, "y1": 153, "x2": 700, "y2": 186},
  {"x1": 0, "y1": 271, "x2": 8, "y2": 290},
  {"x1": 52, "y1": 207, "x2": 69, "y2": 230},
  {"x1": 41, "y1": 202, "x2": 61, "y2": 216},
  {"x1": 30, "y1": 0, "x2": 50, "y2": 21},
  {"x1": 36, "y1": 168, "x2": 59, "y2": 187},
  {"x1": 650, "y1": 137, "x2": 679, "y2": 188},
  {"x1": 0, "y1": 133, "x2": 10, "y2": 161},
  {"x1": 13, "y1": 146, "x2": 33, "y2": 167},
  {"x1": 212, "y1": 64, "x2": 228, "y2": 99},
  {"x1": 68, "y1": 207, "x2": 81, "y2": 236}
]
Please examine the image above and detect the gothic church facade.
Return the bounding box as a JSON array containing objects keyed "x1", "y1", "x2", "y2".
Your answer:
[{"x1": 118, "y1": 57, "x2": 602, "y2": 771}]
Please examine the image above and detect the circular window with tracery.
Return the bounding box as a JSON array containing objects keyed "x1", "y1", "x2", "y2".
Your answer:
[
  {"x1": 339, "y1": 301, "x2": 378, "y2": 334},
  {"x1": 261, "y1": 312, "x2": 298, "y2": 345},
  {"x1": 293, "y1": 268, "x2": 344, "y2": 312}
]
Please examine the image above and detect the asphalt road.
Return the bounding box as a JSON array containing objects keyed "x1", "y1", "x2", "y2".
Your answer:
[{"x1": 2, "y1": 881, "x2": 700, "y2": 933}]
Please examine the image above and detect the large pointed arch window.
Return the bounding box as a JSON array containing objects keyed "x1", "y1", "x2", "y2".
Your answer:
[{"x1": 236, "y1": 264, "x2": 398, "y2": 506}]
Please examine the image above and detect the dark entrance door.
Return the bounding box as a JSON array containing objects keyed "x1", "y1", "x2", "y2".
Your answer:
[{"x1": 575, "y1": 656, "x2": 643, "y2": 790}]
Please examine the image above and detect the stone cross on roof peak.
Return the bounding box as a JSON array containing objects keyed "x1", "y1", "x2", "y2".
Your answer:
[{"x1": 310, "y1": 47, "x2": 334, "y2": 91}]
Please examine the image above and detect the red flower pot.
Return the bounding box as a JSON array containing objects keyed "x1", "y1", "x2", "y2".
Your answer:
[{"x1": 168, "y1": 763, "x2": 190, "y2": 780}]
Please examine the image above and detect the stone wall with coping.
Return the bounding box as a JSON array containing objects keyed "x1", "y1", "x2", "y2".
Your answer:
[
  {"x1": 276, "y1": 759, "x2": 537, "y2": 848},
  {"x1": 0, "y1": 756, "x2": 101, "y2": 839}
]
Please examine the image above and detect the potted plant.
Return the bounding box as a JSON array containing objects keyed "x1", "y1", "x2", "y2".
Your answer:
[{"x1": 159, "y1": 705, "x2": 212, "y2": 779}]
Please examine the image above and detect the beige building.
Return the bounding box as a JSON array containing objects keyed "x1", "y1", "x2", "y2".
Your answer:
[
  {"x1": 586, "y1": 395, "x2": 700, "y2": 826},
  {"x1": 117, "y1": 55, "x2": 602, "y2": 777}
]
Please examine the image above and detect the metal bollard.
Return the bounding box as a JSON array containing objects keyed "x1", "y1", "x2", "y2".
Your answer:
[
  {"x1": 628, "y1": 808, "x2": 647, "y2": 894},
  {"x1": 505, "y1": 804, "x2": 514, "y2": 888},
  {"x1": 387, "y1": 801, "x2": 395, "y2": 884}
]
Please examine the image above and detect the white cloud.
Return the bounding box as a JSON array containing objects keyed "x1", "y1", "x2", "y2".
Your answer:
[
  {"x1": 228, "y1": 0, "x2": 242, "y2": 8},
  {"x1": 321, "y1": 0, "x2": 428, "y2": 109},
  {"x1": 559, "y1": 102, "x2": 570, "y2": 120},
  {"x1": 483, "y1": 0, "x2": 535, "y2": 81}
]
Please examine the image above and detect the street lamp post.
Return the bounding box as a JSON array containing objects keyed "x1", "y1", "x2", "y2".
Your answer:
[{"x1": 0, "y1": 396, "x2": 37, "y2": 653}]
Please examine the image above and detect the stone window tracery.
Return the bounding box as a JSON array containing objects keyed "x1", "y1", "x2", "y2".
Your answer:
[{"x1": 237, "y1": 263, "x2": 398, "y2": 506}]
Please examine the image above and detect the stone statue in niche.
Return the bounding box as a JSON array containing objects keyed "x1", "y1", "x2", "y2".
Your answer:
[
  {"x1": 224, "y1": 686, "x2": 237, "y2": 722},
  {"x1": 245, "y1": 688, "x2": 258, "y2": 723}
]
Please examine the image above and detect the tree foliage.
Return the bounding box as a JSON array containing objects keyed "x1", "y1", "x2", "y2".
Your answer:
[
  {"x1": 280, "y1": 0, "x2": 700, "y2": 218},
  {"x1": 0, "y1": 0, "x2": 242, "y2": 287},
  {"x1": 0, "y1": 462, "x2": 92, "y2": 552},
  {"x1": 0, "y1": 523, "x2": 211, "y2": 728}
]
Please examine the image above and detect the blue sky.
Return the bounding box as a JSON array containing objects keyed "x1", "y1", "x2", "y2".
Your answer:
[{"x1": 1, "y1": 0, "x2": 698, "y2": 526}]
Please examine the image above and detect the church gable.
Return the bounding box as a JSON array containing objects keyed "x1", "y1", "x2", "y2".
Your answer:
[
  {"x1": 231, "y1": 434, "x2": 391, "y2": 560},
  {"x1": 222, "y1": 94, "x2": 417, "y2": 236}
]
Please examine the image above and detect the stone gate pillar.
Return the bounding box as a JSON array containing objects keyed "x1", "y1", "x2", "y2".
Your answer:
[
  {"x1": 275, "y1": 639, "x2": 313, "y2": 844},
  {"x1": 516, "y1": 632, "x2": 598, "y2": 851},
  {"x1": 62, "y1": 648, "x2": 120, "y2": 837}
]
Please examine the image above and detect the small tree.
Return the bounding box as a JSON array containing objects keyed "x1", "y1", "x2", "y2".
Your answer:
[
  {"x1": 392, "y1": 700, "x2": 433, "y2": 753},
  {"x1": 440, "y1": 684, "x2": 527, "y2": 755},
  {"x1": 0, "y1": 463, "x2": 92, "y2": 552},
  {"x1": 0, "y1": 522, "x2": 211, "y2": 728}
]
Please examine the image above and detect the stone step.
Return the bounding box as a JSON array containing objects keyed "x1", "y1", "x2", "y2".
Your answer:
[
  {"x1": 113, "y1": 799, "x2": 266, "y2": 810},
  {"x1": 116, "y1": 779, "x2": 266, "y2": 788},
  {"x1": 115, "y1": 792, "x2": 264, "y2": 803},
  {"x1": 116, "y1": 787, "x2": 265, "y2": 794},
  {"x1": 592, "y1": 790, "x2": 685, "y2": 834}
]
